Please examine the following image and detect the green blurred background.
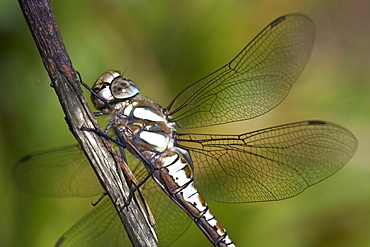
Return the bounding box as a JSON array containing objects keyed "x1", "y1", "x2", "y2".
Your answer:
[{"x1": 1, "y1": 0, "x2": 369, "y2": 246}]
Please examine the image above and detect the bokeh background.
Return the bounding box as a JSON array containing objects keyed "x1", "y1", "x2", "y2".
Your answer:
[{"x1": 1, "y1": 0, "x2": 369, "y2": 246}]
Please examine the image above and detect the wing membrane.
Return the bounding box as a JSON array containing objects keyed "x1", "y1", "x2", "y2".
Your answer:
[
  {"x1": 55, "y1": 198, "x2": 130, "y2": 247},
  {"x1": 55, "y1": 177, "x2": 191, "y2": 247},
  {"x1": 168, "y1": 14, "x2": 315, "y2": 128},
  {"x1": 178, "y1": 121, "x2": 357, "y2": 202},
  {"x1": 14, "y1": 146, "x2": 191, "y2": 247},
  {"x1": 13, "y1": 145, "x2": 103, "y2": 197}
]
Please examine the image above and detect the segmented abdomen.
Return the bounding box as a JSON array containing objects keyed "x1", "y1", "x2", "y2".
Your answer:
[{"x1": 152, "y1": 149, "x2": 235, "y2": 247}]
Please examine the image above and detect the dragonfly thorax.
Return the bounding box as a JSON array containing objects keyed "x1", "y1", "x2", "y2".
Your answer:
[
  {"x1": 92, "y1": 71, "x2": 179, "y2": 161},
  {"x1": 115, "y1": 96, "x2": 176, "y2": 154}
]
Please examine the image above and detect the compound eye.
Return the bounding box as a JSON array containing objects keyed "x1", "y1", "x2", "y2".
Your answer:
[{"x1": 111, "y1": 77, "x2": 140, "y2": 99}]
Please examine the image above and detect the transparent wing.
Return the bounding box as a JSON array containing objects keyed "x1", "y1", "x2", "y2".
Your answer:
[
  {"x1": 178, "y1": 121, "x2": 357, "y2": 203},
  {"x1": 13, "y1": 145, "x2": 103, "y2": 197},
  {"x1": 14, "y1": 146, "x2": 191, "y2": 247},
  {"x1": 55, "y1": 177, "x2": 191, "y2": 247},
  {"x1": 168, "y1": 14, "x2": 315, "y2": 128},
  {"x1": 55, "y1": 197, "x2": 130, "y2": 247}
]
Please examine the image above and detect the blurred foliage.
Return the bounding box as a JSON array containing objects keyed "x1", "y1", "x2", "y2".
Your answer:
[{"x1": 1, "y1": 0, "x2": 369, "y2": 246}]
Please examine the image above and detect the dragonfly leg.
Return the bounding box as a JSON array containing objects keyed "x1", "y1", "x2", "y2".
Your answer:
[
  {"x1": 111, "y1": 147, "x2": 156, "y2": 227},
  {"x1": 82, "y1": 112, "x2": 158, "y2": 227},
  {"x1": 91, "y1": 192, "x2": 108, "y2": 206},
  {"x1": 120, "y1": 169, "x2": 157, "y2": 228},
  {"x1": 123, "y1": 171, "x2": 153, "y2": 207},
  {"x1": 80, "y1": 125, "x2": 127, "y2": 148}
]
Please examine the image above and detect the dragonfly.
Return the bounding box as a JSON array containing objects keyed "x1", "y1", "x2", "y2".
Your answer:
[{"x1": 13, "y1": 13, "x2": 357, "y2": 247}]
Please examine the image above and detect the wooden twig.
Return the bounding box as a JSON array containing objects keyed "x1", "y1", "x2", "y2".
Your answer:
[{"x1": 18, "y1": 0, "x2": 157, "y2": 246}]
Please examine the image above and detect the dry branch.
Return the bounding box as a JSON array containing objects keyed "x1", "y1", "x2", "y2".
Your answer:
[{"x1": 18, "y1": 0, "x2": 157, "y2": 246}]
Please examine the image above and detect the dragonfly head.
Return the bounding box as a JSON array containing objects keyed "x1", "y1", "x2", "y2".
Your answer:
[{"x1": 91, "y1": 71, "x2": 140, "y2": 110}]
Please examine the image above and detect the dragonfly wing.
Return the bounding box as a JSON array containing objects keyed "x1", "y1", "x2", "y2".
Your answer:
[
  {"x1": 168, "y1": 14, "x2": 315, "y2": 128},
  {"x1": 51, "y1": 151, "x2": 191, "y2": 247},
  {"x1": 13, "y1": 145, "x2": 103, "y2": 197},
  {"x1": 54, "y1": 178, "x2": 192, "y2": 247},
  {"x1": 178, "y1": 121, "x2": 357, "y2": 203},
  {"x1": 55, "y1": 197, "x2": 130, "y2": 247}
]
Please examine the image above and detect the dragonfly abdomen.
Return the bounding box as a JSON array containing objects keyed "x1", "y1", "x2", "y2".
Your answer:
[{"x1": 152, "y1": 149, "x2": 235, "y2": 247}]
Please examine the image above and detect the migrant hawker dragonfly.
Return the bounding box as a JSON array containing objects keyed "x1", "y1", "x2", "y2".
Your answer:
[{"x1": 13, "y1": 13, "x2": 357, "y2": 246}]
